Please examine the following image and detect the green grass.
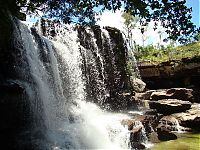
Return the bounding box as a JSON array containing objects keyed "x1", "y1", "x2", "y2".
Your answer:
[
  {"x1": 135, "y1": 41, "x2": 200, "y2": 63},
  {"x1": 149, "y1": 133, "x2": 200, "y2": 150}
]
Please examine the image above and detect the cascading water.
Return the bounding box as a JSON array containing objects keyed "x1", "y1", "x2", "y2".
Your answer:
[
  {"x1": 7, "y1": 16, "x2": 138, "y2": 150},
  {"x1": 78, "y1": 26, "x2": 133, "y2": 110},
  {"x1": 123, "y1": 33, "x2": 141, "y2": 79}
]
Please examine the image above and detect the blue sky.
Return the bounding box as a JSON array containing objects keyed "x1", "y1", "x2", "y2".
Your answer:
[
  {"x1": 27, "y1": 1, "x2": 200, "y2": 28},
  {"x1": 186, "y1": 0, "x2": 200, "y2": 27}
]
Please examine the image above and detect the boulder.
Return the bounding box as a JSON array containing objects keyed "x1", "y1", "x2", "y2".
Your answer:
[
  {"x1": 181, "y1": 117, "x2": 200, "y2": 131},
  {"x1": 150, "y1": 88, "x2": 194, "y2": 102},
  {"x1": 173, "y1": 104, "x2": 200, "y2": 131},
  {"x1": 158, "y1": 116, "x2": 192, "y2": 132},
  {"x1": 130, "y1": 127, "x2": 146, "y2": 149},
  {"x1": 130, "y1": 142, "x2": 146, "y2": 149},
  {"x1": 149, "y1": 99, "x2": 192, "y2": 115},
  {"x1": 121, "y1": 119, "x2": 146, "y2": 149},
  {"x1": 157, "y1": 125, "x2": 177, "y2": 141},
  {"x1": 131, "y1": 77, "x2": 146, "y2": 92},
  {"x1": 121, "y1": 119, "x2": 134, "y2": 130}
]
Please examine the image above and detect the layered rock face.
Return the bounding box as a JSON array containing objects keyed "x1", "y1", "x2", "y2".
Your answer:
[{"x1": 138, "y1": 57, "x2": 200, "y2": 89}]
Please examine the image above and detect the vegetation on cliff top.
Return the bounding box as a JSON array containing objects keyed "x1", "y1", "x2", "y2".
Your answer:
[{"x1": 134, "y1": 40, "x2": 200, "y2": 63}]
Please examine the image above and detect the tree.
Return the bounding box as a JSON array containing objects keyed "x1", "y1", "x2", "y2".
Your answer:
[
  {"x1": 194, "y1": 30, "x2": 200, "y2": 41},
  {"x1": 0, "y1": 0, "x2": 198, "y2": 43},
  {"x1": 122, "y1": 12, "x2": 139, "y2": 50}
]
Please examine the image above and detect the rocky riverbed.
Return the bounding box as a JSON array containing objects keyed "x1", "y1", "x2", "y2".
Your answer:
[{"x1": 123, "y1": 85, "x2": 200, "y2": 149}]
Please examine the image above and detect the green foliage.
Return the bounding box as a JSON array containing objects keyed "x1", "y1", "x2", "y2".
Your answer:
[
  {"x1": 0, "y1": 0, "x2": 198, "y2": 43},
  {"x1": 122, "y1": 12, "x2": 139, "y2": 29},
  {"x1": 194, "y1": 30, "x2": 200, "y2": 41},
  {"x1": 135, "y1": 41, "x2": 200, "y2": 63},
  {"x1": 122, "y1": 12, "x2": 139, "y2": 50}
]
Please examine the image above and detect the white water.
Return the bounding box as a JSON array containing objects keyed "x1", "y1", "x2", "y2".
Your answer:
[
  {"x1": 84, "y1": 28, "x2": 108, "y2": 105},
  {"x1": 17, "y1": 20, "x2": 133, "y2": 149}
]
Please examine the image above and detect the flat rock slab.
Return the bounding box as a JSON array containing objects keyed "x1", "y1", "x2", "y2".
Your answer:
[
  {"x1": 149, "y1": 99, "x2": 192, "y2": 115},
  {"x1": 150, "y1": 88, "x2": 194, "y2": 101}
]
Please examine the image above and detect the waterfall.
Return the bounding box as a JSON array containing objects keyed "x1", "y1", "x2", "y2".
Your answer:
[
  {"x1": 78, "y1": 26, "x2": 133, "y2": 110},
  {"x1": 6, "y1": 16, "x2": 137, "y2": 149},
  {"x1": 123, "y1": 33, "x2": 141, "y2": 79}
]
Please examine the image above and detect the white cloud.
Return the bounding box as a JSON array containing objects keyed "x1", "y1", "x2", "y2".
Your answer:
[{"x1": 96, "y1": 10, "x2": 125, "y2": 31}]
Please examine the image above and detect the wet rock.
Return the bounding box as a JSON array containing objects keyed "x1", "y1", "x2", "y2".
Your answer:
[
  {"x1": 149, "y1": 99, "x2": 192, "y2": 115},
  {"x1": 130, "y1": 142, "x2": 146, "y2": 149},
  {"x1": 158, "y1": 116, "x2": 190, "y2": 132},
  {"x1": 157, "y1": 125, "x2": 177, "y2": 141},
  {"x1": 121, "y1": 119, "x2": 134, "y2": 130},
  {"x1": 150, "y1": 88, "x2": 194, "y2": 102},
  {"x1": 173, "y1": 104, "x2": 200, "y2": 131},
  {"x1": 16, "y1": 12, "x2": 26, "y2": 21},
  {"x1": 130, "y1": 127, "x2": 146, "y2": 149}
]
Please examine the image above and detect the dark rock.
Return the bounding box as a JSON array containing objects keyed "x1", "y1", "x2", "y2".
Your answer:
[
  {"x1": 157, "y1": 126, "x2": 177, "y2": 141},
  {"x1": 144, "y1": 109, "x2": 157, "y2": 115},
  {"x1": 130, "y1": 143, "x2": 146, "y2": 149},
  {"x1": 149, "y1": 99, "x2": 192, "y2": 115},
  {"x1": 130, "y1": 127, "x2": 143, "y2": 142},
  {"x1": 16, "y1": 11, "x2": 26, "y2": 21},
  {"x1": 130, "y1": 127, "x2": 146, "y2": 149},
  {"x1": 0, "y1": 11, "x2": 42, "y2": 149},
  {"x1": 181, "y1": 117, "x2": 200, "y2": 131}
]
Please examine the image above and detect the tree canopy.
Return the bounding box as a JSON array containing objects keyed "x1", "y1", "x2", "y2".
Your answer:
[{"x1": 1, "y1": 0, "x2": 199, "y2": 43}]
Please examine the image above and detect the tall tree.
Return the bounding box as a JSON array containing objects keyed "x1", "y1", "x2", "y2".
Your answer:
[
  {"x1": 1, "y1": 0, "x2": 198, "y2": 43},
  {"x1": 122, "y1": 12, "x2": 139, "y2": 50}
]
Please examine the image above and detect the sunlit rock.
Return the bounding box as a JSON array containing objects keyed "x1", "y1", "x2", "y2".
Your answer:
[
  {"x1": 131, "y1": 77, "x2": 146, "y2": 92},
  {"x1": 149, "y1": 99, "x2": 192, "y2": 115}
]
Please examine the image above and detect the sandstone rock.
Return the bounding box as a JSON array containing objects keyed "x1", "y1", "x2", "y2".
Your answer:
[
  {"x1": 173, "y1": 104, "x2": 200, "y2": 131},
  {"x1": 160, "y1": 116, "x2": 178, "y2": 126},
  {"x1": 135, "y1": 90, "x2": 156, "y2": 100},
  {"x1": 131, "y1": 77, "x2": 146, "y2": 92},
  {"x1": 158, "y1": 116, "x2": 191, "y2": 132},
  {"x1": 150, "y1": 88, "x2": 194, "y2": 102},
  {"x1": 149, "y1": 99, "x2": 192, "y2": 115},
  {"x1": 138, "y1": 57, "x2": 200, "y2": 90}
]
